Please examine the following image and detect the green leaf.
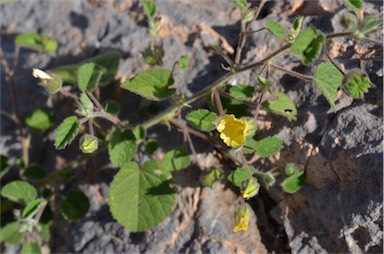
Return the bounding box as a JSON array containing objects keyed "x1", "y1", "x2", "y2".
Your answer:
[
  {"x1": 54, "y1": 116, "x2": 80, "y2": 150},
  {"x1": 160, "y1": 147, "x2": 191, "y2": 173},
  {"x1": 145, "y1": 139, "x2": 159, "y2": 154},
  {"x1": 78, "y1": 63, "x2": 103, "y2": 92},
  {"x1": 22, "y1": 242, "x2": 42, "y2": 254},
  {"x1": 15, "y1": 32, "x2": 43, "y2": 52},
  {"x1": 25, "y1": 108, "x2": 54, "y2": 131},
  {"x1": 0, "y1": 222, "x2": 22, "y2": 244},
  {"x1": 143, "y1": 0, "x2": 156, "y2": 18},
  {"x1": 0, "y1": 155, "x2": 10, "y2": 178},
  {"x1": 281, "y1": 171, "x2": 305, "y2": 194},
  {"x1": 253, "y1": 136, "x2": 283, "y2": 157},
  {"x1": 344, "y1": 0, "x2": 363, "y2": 11},
  {"x1": 200, "y1": 167, "x2": 223, "y2": 188},
  {"x1": 228, "y1": 166, "x2": 255, "y2": 188},
  {"x1": 313, "y1": 62, "x2": 344, "y2": 110},
  {"x1": 344, "y1": 72, "x2": 372, "y2": 99},
  {"x1": 121, "y1": 69, "x2": 175, "y2": 101},
  {"x1": 103, "y1": 100, "x2": 120, "y2": 116},
  {"x1": 76, "y1": 92, "x2": 94, "y2": 117},
  {"x1": 178, "y1": 55, "x2": 190, "y2": 73},
  {"x1": 229, "y1": 84, "x2": 255, "y2": 100},
  {"x1": 266, "y1": 20, "x2": 286, "y2": 40},
  {"x1": 133, "y1": 126, "x2": 146, "y2": 141},
  {"x1": 23, "y1": 165, "x2": 46, "y2": 181},
  {"x1": 302, "y1": 33, "x2": 325, "y2": 65},
  {"x1": 356, "y1": 16, "x2": 381, "y2": 37},
  {"x1": 341, "y1": 12, "x2": 358, "y2": 30},
  {"x1": 186, "y1": 109, "x2": 218, "y2": 131},
  {"x1": 61, "y1": 191, "x2": 90, "y2": 221},
  {"x1": 285, "y1": 163, "x2": 304, "y2": 175},
  {"x1": 242, "y1": 137, "x2": 258, "y2": 154},
  {"x1": 108, "y1": 129, "x2": 137, "y2": 167},
  {"x1": 233, "y1": 0, "x2": 248, "y2": 12},
  {"x1": 39, "y1": 223, "x2": 51, "y2": 241},
  {"x1": 257, "y1": 76, "x2": 272, "y2": 91},
  {"x1": 109, "y1": 161, "x2": 176, "y2": 232},
  {"x1": 15, "y1": 32, "x2": 57, "y2": 54},
  {"x1": 260, "y1": 171, "x2": 276, "y2": 187},
  {"x1": 22, "y1": 199, "x2": 44, "y2": 219},
  {"x1": 291, "y1": 16, "x2": 304, "y2": 38},
  {"x1": 41, "y1": 33, "x2": 58, "y2": 54},
  {"x1": 262, "y1": 92, "x2": 297, "y2": 121},
  {"x1": 1, "y1": 181, "x2": 37, "y2": 205},
  {"x1": 291, "y1": 27, "x2": 316, "y2": 54},
  {"x1": 50, "y1": 51, "x2": 121, "y2": 86}
]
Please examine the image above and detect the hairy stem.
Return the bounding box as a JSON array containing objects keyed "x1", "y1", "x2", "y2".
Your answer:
[
  {"x1": 270, "y1": 63, "x2": 313, "y2": 81},
  {"x1": 0, "y1": 47, "x2": 29, "y2": 166}
]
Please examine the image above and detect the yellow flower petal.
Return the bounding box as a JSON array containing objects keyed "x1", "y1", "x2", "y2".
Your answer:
[
  {"x1": 233, "y1": 207, "x2": 251, "y2": 232},
  {"x1": 216, "y1": 114, "x2": 249, "y2": 148}
]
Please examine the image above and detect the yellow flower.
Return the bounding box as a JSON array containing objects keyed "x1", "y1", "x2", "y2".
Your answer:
[
  {"x1": 234, "y1": 207, "x2": 251, "y2": 232},
  {"x1": 217, "y1": 114, "x2": 253, "y2": 148}
]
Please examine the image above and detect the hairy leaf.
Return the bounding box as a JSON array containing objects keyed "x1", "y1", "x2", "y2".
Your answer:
[
  {"x1": 186, "y1": 109, "x2": 218, "y2": 131},
  {"x1": 228, "y1": 166, "x2": 255, "y2": 188},
  {"x1": 229, "y1": 84, "x2": 255, "y2": 100},
  {"x1": 25, "y1": 108, "x2": 54, "y2": 131},
  {"x1": 0, "y1": 222, "x2": 22, "y2": 244},
  {"x1": 61, "y1": 191, "x2": 90, "y2": 221},
  {"x1": 54, "y1": 116, "x2": 80, "y2": 150},
  {"x1": 108, "y1": 129, "x2": 137, "y2": 167},
  {"x1": 121, "y1": 69, "x2": 175, "y2": 101},
  {"x1": 1, "y1": 181, "x2": 37, "y2": 205},
  {"x1": 313, "y1": 62, "x2": 344, "y2": 110},
  {"x1": 266, "y1": 20, "x2": 286, "y2": 40},
  {"x1": 262, "y1": 93, "x2": 297, "y2": 121},
  {"x1": 78, "y1": 63, "x2": 103, "y2": 92},
  {"x1": 160, "y1": 147, "x2": 191, "y2": 173},
  {"x1": 109, "y1": 161, "x2": 176, "y2": 232},
  {"x1": 281, "y1": 171, "x2": 305, "y2": 194},
  {"x1": 22, "y1": 242, "x2": 41, "y2": 254},
  {"x1": 50, "y1": 51, "x2": 120, "y2": 86}
]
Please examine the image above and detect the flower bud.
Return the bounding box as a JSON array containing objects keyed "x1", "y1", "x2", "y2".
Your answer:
[
  {"x1": 32, "y1": 68, "x2": 62, "y2": 94},
  {"x1": 79, "y1": 134, "x2": 98, "y2": 153},
  {"x1": 241, "y1": 177, "x2": 260, "y2": 199}
]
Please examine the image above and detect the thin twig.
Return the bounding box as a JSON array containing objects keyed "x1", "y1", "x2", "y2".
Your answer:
[
  {"x1": 323, "y1": 43, "x2": 345, "y2": 75},
  {"x1": 86, "y1": 91, "x2": 104, "y2": 112},
  {"x1": 270, "y1": 63, "x2": 313, "y2": 81},
  {"x1": 0, "y1": 47, "x2": 28, "y2": 166},
  {"x1": 238, "y1": 151, "x2": 252, "y2": 178},
  {"x1": 214, "y1": 90, "x2": 224, "y2": 117}
]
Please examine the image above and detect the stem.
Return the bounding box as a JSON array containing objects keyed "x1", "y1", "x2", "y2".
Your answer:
[
  {"x1": 88, "y1": 118, "x2": 94, "y2": 136},
  {"x1": 214, "y1": 91, "x2": 224, "y2": 116},
  {"x1": 86, "y1": 91, "x2": 104, "y2": 112},
  {"x1": 326, "y1": 32, "x2": 352, "y2": 40},
  {"x1": 0, "y1": 47, "x2": 29, "y2": 166},
  {"x1": 238, "y1": 151, "x2": 252, "y2": 178},
  {"x1": 234, "y1": 0, "x2": 266, "y2": 65},
  {"x1": 269, "y1": 63, "x2": 313, "y2": 81},
  {"x1": 141, "y1": 44, "x2": 291, "y2": 130},
  {"x1": 92, "y1": 111, "x2": 124, "y2": 127}
]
